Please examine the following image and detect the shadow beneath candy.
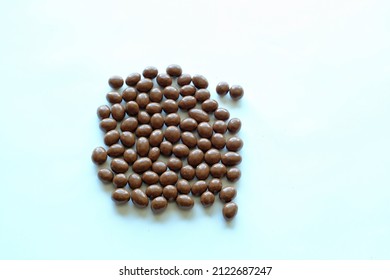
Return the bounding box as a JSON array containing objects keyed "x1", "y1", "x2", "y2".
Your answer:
[
  {"x1": 99, "y1": 180, "x2": 237, "y2": 225},
  {"x1": 152, "y1": 210, "x2": 170, "y2": 222},
  {"x1": 108, "y1": 186, "x2": 202, "y2": 221},
  {"x1": 177, "y1": 207, "x2": 195, "y2": 219},
  {"x1": 114, "y1": 203, "x2": 131, "y2": 216},
  {"x1": 152, "y1": 203, "x2": 176, "y2": 222},
  {"x1": 114, "y1": 202, "x2": 149, "y2": 218},
  {"x1": 216, "y1": 94, "x2": 244, "y2": 110},
  {"x1": 224, "y1": 218, "x2": 236, "y2": 228},
  {"x1": 203, "y1": 204, "x2": 218, "y2": 216},
  {"x1": 101, "y1": 182, "x2": 114, "y2": 194},
  {"x1": 151, "y1": 202, "x2": 195, "y2": 222},
  {"x1": 113, "y1": 199, "x2": 188, "y2": 221},
  {"x1": 111, "y1": 196, "x2": 238, "y2": 226},
  {"x1": 95, "y1": 165, "x2": 113, "y2": 194}
]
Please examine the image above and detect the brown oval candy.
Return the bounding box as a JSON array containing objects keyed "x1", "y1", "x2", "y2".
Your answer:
[
  {"x1": 210, "y1": 163, "x2": 227, "y2": 178},
  {"x1": 135, "y1": 124, "x2": 152, "y2": 137},
  {"x1": 204, "y1": 149, "x2": 221, "y2": 165},
  {"x1": 123, "y1": 149, "x2": 137, "y2": 164},
  {"x1": 152, "y1": 161, "x2": 167, "y2": 175},
  {"x1": 111, "y1": 104, "x2": 125, "y2": 121},
  {"x1": 120, "y1": 131, "x2": 136, "y2": 147},
  {"x1": 178, "y1": 96, "x2": 197, "y2": 110},
  {"x1": 136, "y1": 78, "x2": 154, "y2": 92},
  {"x1": 176, "y1": 194, "x2": 194, "y2": 210},
  {"x1": 128, "y1": 173, "x2": 142, "y2": 189},
  {"x1": 160, "y1": 141, "x2": 173, "y2": 156},
  {"x1": 92, "y1": 147, "x2": 107, "y2": 164},
  {"x1": 180, "y1": 165, "x2": 195, "y2": 180},
  {"x1": 106, "y1": 91, "x2": 122, "y2": 104},
  {"x1": 113, "y1": 173, "x2": 128, "y2": 188},
  {"x1": 213, "y1": 120, "x2": 227, "y2": 134},
  {"x1": 125, "y1": 73, "x2": 141, "y2": 86},
  {"x1": 214, "y1": 108, "x2": 230, "y2": 121},
  {"x1": 226, "y1": 136, "x2": 243, "y2": 152},
  {"x1": 180, "y1": 85, "x2": 196, "y2": 96},
  {"x1": 160, "y1": 170, "x2": 178, "y2": 186},
  {"x1": 162, "y1": 99, "x2": 178, "y2": 114},
  {"x1": 219, "y1": 187, "x2": 236, "y2": 203},
  {"x1": 181, "y1": 132, "x2": 197, "y2": 148},
  {"x1": 132, "y1": 157, "x2": 152, "y2": 173},
  {"x1": 223, "y1": 202, "x2": 238, "y2": 221},
  {"x1": 208, "y1": 178, "x2": 222, "y2": 194},
  {"x1": 125, "y1": 101, "x2": 139, "y2": 116},
  {"x1": 111, "y1": 158, "x2": 129, "y2": 173},
  {"x1": 179, "y1": 118, "x2": 198, "y2": 131},
  {"x1": 187, "y1": 149, "x2": 204, "y2": 167},
  {"x1": 107, "y1": 143, "x2": 125, "y2": 157},
  {"x1": 191, "y1": 181, "x2": 208, "y2": 196},
  {"x1": 150, "y1": 113, "x2": 164, "y2": 129},
  {"x1": 162, "y1": 86, "x2": 179, "y2": 100},
  {"x1": 137, "y1": 111, "x2": 150, "y2": 124},
  {"x1": 226, "y1": 167, "x2": 241, "y2": 182},
  {"x1": 166, "y1": 64, "x2": 182, "y2": 77},
  {"x1": 192, "y1": 74, "x2": 208, "y2": 89},
  {"x1": 156, "y1": 73, "x2": 172, "y2": 87},
  {"x1": 163, "y1": 185, "x2": 178, "y2": 201},
  {"x1": 149, "y1": 129, "x2": 164, "y2": 147},
  {"x1": 136, "y1": 137, "x2": 150, "y2": 157},
  {"x1": 142, "y1": 171, "x2": 159, "y2": 185},
  {"x1": 99, "y1": 118, "x2": 117, "y2": 132},
  {"x1": 216, "y1": 81, "x2": 229, "y2": 96},
  {"x1": 146, "y1": 102, "x2": 162, "y2": 115},
  {"x1": 201, "y1": 99, "x2": 218, "y2": 113},
  {"x1": 120, "y1": 117, "x2": 138, "y2": 132},
  {"x1": 131, "y1": 189, "x2": 149, "y2": 208},
  {"x1": 197, "y1": 138, "x2": 212, "y2": 152},
  {"x1": 146, "y1": 184, "x2": 163, "y2": 199},
  {"x1": 172, "y1": 144, "x2": 190, "y2": 158},
  {"x1": 177, "y1": 74, "x2": 192, "y2": 86},
  {"x1": 196, "y1": 163, "x2": 210, "y2": 180},
  {"x1": 149, "y1": 88, "x2": 163, "y2": 102},
  {"x1": 167, "y1": 157, "x2": 183, "y2": 171},
  {"x1": 188, "y1": 108, "x2": 209, "y2": 123},
  {"x1": 176, "y1": 179, "x2": 191, "y2": 194},
  {"x1": 142, "y1": 66, "x2": 158, "y2": 79},
  {"x1": 197, "y1": 122, "x2": 213, "y2": 138},
  {"x1": 229, "y1": 85, "x2": 244, "y2": 100},
  {"x1": 194, "y1": 89, "x2": 210, "y2": 102},
  {"x1": 211, "y1": 133, "x2": 226, "y2": 149},
  {"x1": 136, "y1": 93, "x2": 150, "y2": 109},
  {"x1": 165, "y1": 113, "x2": 181, "y2": 126},
  {"x1": 227, "y1": 118, "x2": 242, "y2": 133},
  {"x1": 136, "y1": 113, "x2": 150, "y2": 127},
  {"x1": 148, "y1": 147, "x2": 160, "y2": 162},
  {"x1": 221, "y1": 152, "x2": 242, "y2": 166},
  {"x1": 122, "y1": 87, "x2": 138, "y2": 102},
  {"x1": 97, "y1": 105, "x2": 110, "y2": 119},
  {"x1": 112, "y1": 188, "x2": 130, "y2": 204},
  {"x1": 98, "y1": 168, "x2": 114, "y2": 183},
  {"x1": 104, "y1": 130, "x2": 120, "y2": 146},
  {"x1": 200, "y1": 191, "x2": 215, "y2": 207},
  {"x1": 151, "y1": 197, "x2": 168, "y2": 214},
  {"x1": 164, "y1": 126, "x2": 181, "y2": 143}
]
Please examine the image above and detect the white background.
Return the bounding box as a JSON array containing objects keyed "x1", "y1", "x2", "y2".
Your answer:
[{"x1": 0, "y1": 0, "x2": 389, "y2": 259}]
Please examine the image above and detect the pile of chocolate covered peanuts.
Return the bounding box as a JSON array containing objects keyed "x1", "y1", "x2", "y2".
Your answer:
[{"x1": 92, "y1": 65, "x2": 243, "y2": 221}]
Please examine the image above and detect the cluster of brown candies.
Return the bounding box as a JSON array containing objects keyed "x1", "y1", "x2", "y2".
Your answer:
[{"x1": 92, "y1": 65, "x2": 243, "y2": 221}]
